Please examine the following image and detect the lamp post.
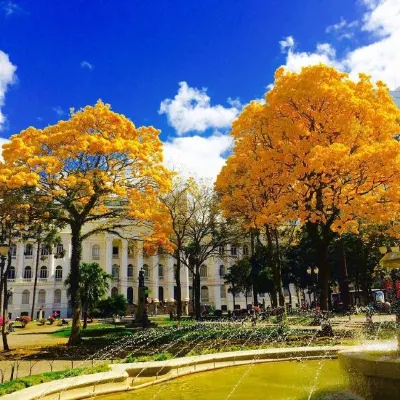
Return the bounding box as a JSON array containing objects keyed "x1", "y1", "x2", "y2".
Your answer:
[{"x1": 307, "y1": 266, "x2": 319, "y2": 308}]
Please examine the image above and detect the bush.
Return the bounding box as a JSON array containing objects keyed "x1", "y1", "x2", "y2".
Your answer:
[
  {"x1": 39, "y1": 318, "x2": 46, "y2": 326},
  {"x1": 97, "y1": 295, "x2": 127, "y2": 317},
  {"x1": 125, "y1": 351, "x2": 174, "y2": 363},
  {"x1": 47, "y1": 316, "x2": 55, "y2": 325},
  {"x1": 19, "y1": 316, "x2": 31, "y2": 327}
]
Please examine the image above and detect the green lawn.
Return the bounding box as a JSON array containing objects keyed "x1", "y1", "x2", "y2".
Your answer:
[
  {"x1": 52, "y1": 323, "x2": 132, "y2": 339},
  {"x1": 0, "y1": 364, "x2": 110, "y2": 396}
]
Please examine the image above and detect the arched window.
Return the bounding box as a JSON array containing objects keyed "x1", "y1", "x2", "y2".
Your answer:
[
  {"x1": 200, "y1": 265, "x2": 207, "y2": 278},
  {"x1": 158, "y1": 264, "x2": 164, "y2": 279},
  {"x1": 24, "y1": 266, "x2": 32, "y2": 281},
  {"x1": 22, "y1": 290, "x2": 30, "y2": 304},
  {"x1": 127, "y1": 264, "x2": 134, "y2": 279},
  {"x1": 38, "y1": 289, "x2": 46, "y2": 304},
  {"x1": 111, "y1": 287, "x2": 118, "y2": 297},
  {"x1": 25, "y1": 244, "x2": 33, "y2": 258},
  {"x1": 40, "y1": 266, "x2": 48, "y2": 280},
  {"x1": 220, "y1": 285, "x2": 226, "y2": 299},
  {"x1": 243, "y1": 245, "x2": 249, "y2": 256},
  {"x1": 10, "y1": 244, "x2": 17, "y2": 258},
  {"x1": 92, "y1": 245, "x2": 100, "y2": 260},
  {"x1": 8, "y1": 266, "x2": 15, "y2": 281},
  {"x1": 143, "y1": 264, "x2": 149, "y2": 279},
  {"x1": 112, "y1": 264, "x2": 120, "y2": 280},
  {"x1": 219, "y1": 265, "x2": 225, "y2": 278},
  {"x1": 55, "y1": 266, "x2": 63, "y2": 282},
  {"x1": 158, "y1": 286, "x2": 164, "y2": 302},
  {"x1": 127, "y1": 287, "x2": 134, "y2": 304},
  {"x1": 230, "y1": 245, "x2": 237, "y2": 257},
  {"x1": 54, "y1": 289, "x2": 62, "y2": 304},
  {"x1": 201, "y1": 286, "x2": 209, "y2": 302}
]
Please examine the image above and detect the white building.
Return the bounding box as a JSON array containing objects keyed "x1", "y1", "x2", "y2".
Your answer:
[{"x1": 6, "y1": 226, "x2": 297, "y2": 319}]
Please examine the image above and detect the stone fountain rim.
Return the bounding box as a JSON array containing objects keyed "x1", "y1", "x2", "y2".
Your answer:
[{"x1": 2, "y1": 345, "x2": 353, "y2": 400}]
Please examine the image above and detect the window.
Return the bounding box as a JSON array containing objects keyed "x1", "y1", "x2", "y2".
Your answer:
[
  {"x1": 111, "y1": 287, "x2": 118, "y2": 297},
  {"x1": 219, "y1": 265, "x2": 225, "y2": 278},
  {"x1": 22, "y1": 290, "x2": 30, "y2": 304},
  {"x1": 23, "y1": 266, "x2": 32, "y2": 281},
  {"x1": 41, "y1": 246, "x2": 49, "y2": 256},
  {"x1": 230, "y1": 245, "x2": 237, "y2": 257},
  {"x1": 38, "y1": 289, "x2": 46, "y2": 304},
  {"x1": 127, "y1": 242, "x2": 135, "y2": 258},
  {"x1": 112, "y1": 264, "x2": 120, "y2": 280},
  {"x1": 243, "y1": 245, "x2": 249, "y2": 256},
  {"x1": 127, "y1": 287, "x2": 134, "y2": 304},
  {"x1": 143, "y1": 264, "x2": 149, "y2": 279},
  {"x1": 25, "y1": 244, "x2": 33, "y2": 258},
  {"x1": 200, "y1": 265, "x2": 207, "y2": 278},
  {"x1": 92, "y1": 245, "x2": 100, "y2": 260},
  {"x1": 127, "y1": 264, "x2": 134, "y2": 279},
  {"x1": 55, "y1": 266, "x2": 63, "y2": 282},
  {"x1": 8, "y1": 292, "x2": 13, "y2": 305},
  {"x1": 39, "y1": 266, "x2": 48, "y2": 281},
  {"x1": 220, "y1": 285, "x2": 226, "y2": 299},
  {"x1": 55, "y1": 244, "x2": 64, "y2": 256},
  {"x1": 112, "y1": 246, "x2": 119, "y2": 259},
  {"x1": 218, "y1": 246, "x2": 225, "y2": 256},
  {"x1": 8, "y1": 266, "x2": 15, "y2": 281},
  {"x1": 158, "y1": 286, "x2": 164, "y2": 302},
  {"x1": 201, "y1": 286, "x2": 209, "y2": 302},
  {"x1": 54, "y1": 289, "x2": 62, "y2": 304},
  {"x1": 10, "y1": 244, "x2": 16, "y2": 258},
  {"x1": 158, "y1": 264, "x2": 164, "y2": 279}
]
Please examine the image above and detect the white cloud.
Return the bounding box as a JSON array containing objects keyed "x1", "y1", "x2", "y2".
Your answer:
[
  {"x1": 163, "y1": 133, "x2": 233, "y2": 180},
  {"x1": 0, "y1": 50, "x2": 17, "y2": 130},
  {"x1": 1, "y1": 1, "x2": 21, "y2": 16},
  {"x1": 280, "y1": 0, "x2": 400, "y2": 89},
  {"x1": 159, "y1": 82, "x2": 240, "y2": 135},
  {"x1": 52, "y1": 106, "x2": 65, "y2": 116},
  {"x1": 80, "y1": 60, "x2": 93, "y2": 70},
  {"x1": 0, "y1": 137, "x2": 9, "y2": 161},
  {"x1": 279, "y1": 36, "x2": 295, "y2": 52}
]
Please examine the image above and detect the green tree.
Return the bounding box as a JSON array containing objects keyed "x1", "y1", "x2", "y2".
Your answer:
[
  {"x1": 225, "y1": 259, "x2": 252, "y2": 309},
  {"x1": 65, "y1": 263, "x2": 111, "y2": 329},
  {"x1": 97, "y1": 295, "x2": 127, "y2": 318}
]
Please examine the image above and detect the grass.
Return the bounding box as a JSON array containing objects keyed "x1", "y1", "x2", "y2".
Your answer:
[
  {"x1": 125, "y1": 351, "x2": 174, "y2": 363},
  {"x1": 0, "y1": 363, "x2": 110, "y2": 396},
  {"x1": 52, "y1": 323, "x2": 132, "y2": 339}
]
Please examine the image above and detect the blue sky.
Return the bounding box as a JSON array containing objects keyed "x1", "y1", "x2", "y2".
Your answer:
[{"x1": 0, "y1": 0, "x2": 399, "y2": 178}]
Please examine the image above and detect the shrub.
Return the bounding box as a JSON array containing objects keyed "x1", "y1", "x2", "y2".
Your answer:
[
  {"x1": 47, "y1": 316, "x2": 55, "y2": 325},
  {"x1": 19, "y1": 316, "x2": 31, "y2": 327},
  {"x1": 39, "y1": 318, "x2": 46, "y2": 326}
]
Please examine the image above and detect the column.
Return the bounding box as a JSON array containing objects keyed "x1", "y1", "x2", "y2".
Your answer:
[
  {"x1": 181, "y1": 262, "x2": 190, "y2": 315},
  {"x1": 105, "y1": 236, "x2": 113, "y2": 275},
  {"x1": 213, "y1": 258, "x2": 222, "y2": 310},
  {"x1": 49, "y1": 253, "x2": 55, "y2": 281},
  {"x1": 120, "y1": 240, "x2": 128, "y2": 300},
  {"x1": 167, "y1": 257, "x2": 175, "y2": 302},
  {"x1": 16, "y1": 242, "x2": 24, "y2": 280},
  {"x1": 150, "y1": 254, "x2": 159, "y2": 302},
  {"x1": 134, "y1": 241, "x2": 144, "y2": 302}
]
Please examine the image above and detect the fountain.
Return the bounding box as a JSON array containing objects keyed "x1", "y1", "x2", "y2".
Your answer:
[{"x1": 339, "y1": 248, "x2": 400, "y2": 400}]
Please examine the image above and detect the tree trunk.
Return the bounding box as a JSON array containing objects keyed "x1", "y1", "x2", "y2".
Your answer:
[
  {"x1": 270, "y1": 284, "x2": 277, "y2": 308},
  {"x1": 316, "y1": 241, "x2": 330, "y2": 311},
  {"x1": 273, "y1": 229, "x2": 285, "y2": 307},
  {"x1": 191, "y1": 273, "x2": 195, "y2": 312},
  {"x1": 67, "y1": 224, "x2": 83, "y2": 346},
  {"x1": 287, "y1": 286, "x2": 292, "y2": 308},
  {"x1": 83, "y1": 307, "x2": 88, "y2": 330},
  {"x1": 31, "y1": 240, "x2": 41, "y2": 320},
  {"x1": 175, "y1": 253, "x2": 182, "y2": 320},
  {"x1": 194, "y1": 268, "x2": 201, "y2": 320},
  {"x1": 250, "y1": 230, "x2": 258, "y2": 306},
  {"x1": 338, "y1": 237, "x2": 350, "y2": 309}
]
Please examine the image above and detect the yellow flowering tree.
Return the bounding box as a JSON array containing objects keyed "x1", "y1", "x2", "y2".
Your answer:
[
  {"x1": 216, "y1": 65, "x2": 400, "y2": 310},
  {"x1": 1, "y1": 101, "x2": 173, "y2": 344}
]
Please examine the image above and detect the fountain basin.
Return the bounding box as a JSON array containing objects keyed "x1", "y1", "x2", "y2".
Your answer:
[{"x1": 339, "y1": 350, "x2": 400, "y2": 400}]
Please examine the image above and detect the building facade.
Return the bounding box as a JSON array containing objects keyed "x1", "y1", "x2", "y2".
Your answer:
[{"x1": 7, "y1": 227, "x2": 298, "y2": 319}]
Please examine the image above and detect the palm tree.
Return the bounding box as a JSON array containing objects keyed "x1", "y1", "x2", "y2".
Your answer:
[{"x1": 65, "y1": 263, "x2": 111, "y2": 329}]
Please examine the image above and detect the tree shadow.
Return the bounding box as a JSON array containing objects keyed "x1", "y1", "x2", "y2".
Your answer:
[{"x1": 297, "y1": 388, "x2": 364, "y2": 400}]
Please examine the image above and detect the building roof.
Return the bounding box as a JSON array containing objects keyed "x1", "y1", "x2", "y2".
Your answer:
[{"x1": 379, "y1": 252, "x2": 400, "y2": 269}]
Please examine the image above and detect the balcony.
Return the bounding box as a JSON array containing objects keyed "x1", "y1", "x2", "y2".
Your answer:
[
  {"x1": 23, "y1": 278, "x2": 32, "y2": 282},
  {"x1": 7, "y1": 278, "x2": 15, "y2": 282},
  {"x1": 39, "y1": 278, "x2": 47, "y2": 282},
  {"x1": 55, "y1": 277, "x2": 63, "y2": 282},
  {"x1": 25, "y1": 254, "x2": 33, "y2": 259}
]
